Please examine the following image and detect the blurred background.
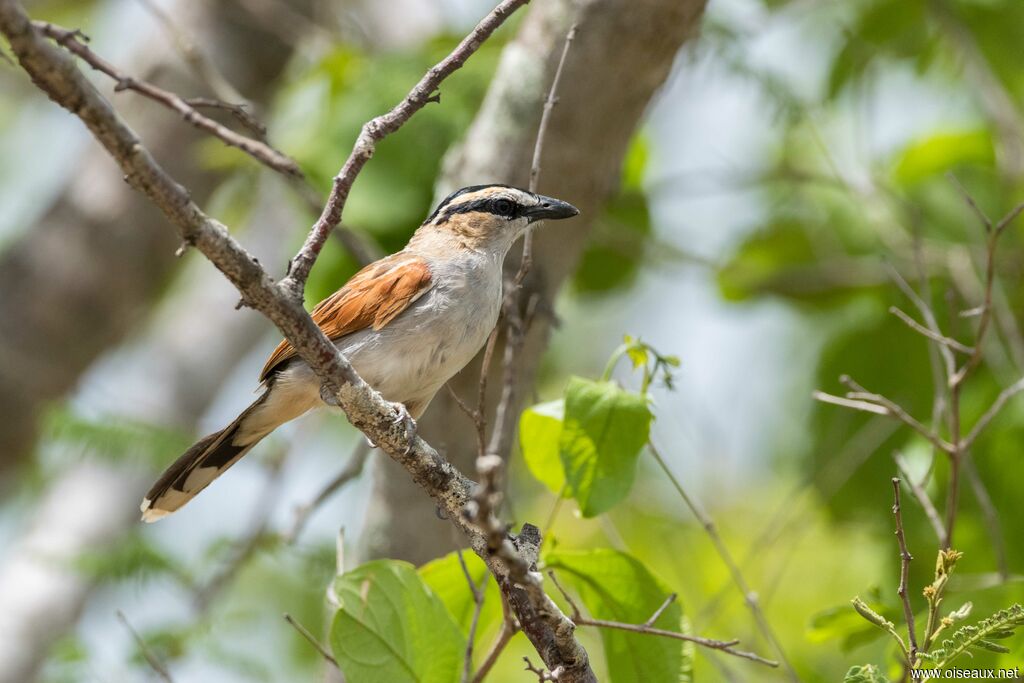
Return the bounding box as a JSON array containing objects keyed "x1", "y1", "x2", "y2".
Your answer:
[{"x1": 2, "y1": 0, "x2": 1023, "y2": 680}]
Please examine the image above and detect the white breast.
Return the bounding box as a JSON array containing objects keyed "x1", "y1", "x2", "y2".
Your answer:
[{"x1": 330, "y1": 249, "x2": 504, "y2": 415}]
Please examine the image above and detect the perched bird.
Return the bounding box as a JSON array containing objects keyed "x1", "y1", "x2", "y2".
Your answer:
[{"x1": 141, "y1": 184, "x2": 578, "y2": 522}]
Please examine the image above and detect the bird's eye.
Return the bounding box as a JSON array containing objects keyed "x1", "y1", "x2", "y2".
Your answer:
[{"x1": 493, "y1": 199, "x2": 514, "y2": 216}]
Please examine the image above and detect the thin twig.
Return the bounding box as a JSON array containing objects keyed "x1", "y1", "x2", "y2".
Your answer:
[
  {"x1": 116, "y1": 610, "x2": 174, "y2": 683},
  {"x1": 547, "y1": 571, "x2": 777, "y2": 668},
  {"x1": 961, "y1": 375, "x2": 1024, "y2": 449},
  {"x1": 894, "y1": 453, "x2": 945, "y2": 543},
  {"x1": 283, "y1": 0, "x2": 530, "y2": 293},
  {"x1": 886, "y1": 263, "x2": 957, "y2": 380},
  {"x1": 891, "y1": 478, "x2": 919, "y2": 663},
  {"x1": 484, "y1": 22, "x2": 577, "y2": 461},
  {"x1": 184, "y1": 97, "x2": 266, "y2": 139},
  {"x1": 812, "y1": 390, "x2": 890, "y2": 416},
  {"x1": 516, "y1": 23, "x2": 577, "y2": 284},
  {"x1": 942, "y1": 186, "x2": 1023, "y2": 547},
  {"x1": 471, "y1": 594, "x2": 519, "y2": 683},
  {"x1": 889, "y1": 306, "x2": 974, "y2": 354},
  {"x1": 135, "y1": 0, "x2": 253, "y2": 112},
  {"x1": 837, "y1": 375, "x2": 956, "y2": 454},
  {"x1": 284, "y1": 440, "x2": 371, "y2": 544},
  {"x1": 31, "y1": 21, "x2": 301, "y2": 177},
  {"x1": 458, "y1": 549, "x2": 488, "y2": 683},
  {"x1": 647, "y1": 442, "x2": 796, "y2": 678},
  {"x1": 283, "y1": 613, "x2": 339, "y2": 669}
]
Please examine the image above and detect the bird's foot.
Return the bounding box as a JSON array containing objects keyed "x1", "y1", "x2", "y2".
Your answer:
[
  {"x1": 389, "y1": 402, "x2": 417, "y2": 454},
  {"x1": 319, "y1": 383, "x2": 339, "y2": 407}
]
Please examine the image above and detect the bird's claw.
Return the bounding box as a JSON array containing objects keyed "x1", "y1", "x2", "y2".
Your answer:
[
  {"x1": 390, "y1": 402, "x2": 417, "y2": 454},
  {"x1": 319, "y1": 383, "x2": 339, "y2": 406}
]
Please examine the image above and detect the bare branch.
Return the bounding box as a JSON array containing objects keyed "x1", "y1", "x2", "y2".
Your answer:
[
  {"x1": 812, "y1": 390, "x2": 891, "y2": 416},
  {"x1": 893, "y1": 453, "x2": 945, "y2": 543},
  {"x1": 886, "y1": 263, "x2": 956, "y2": 381},
  {"x1": 647, "y1": 442, "x2": 794, "y2": 678},
  {"x1": 962, "y1": 375, "x2": 1024, "y2": 449},
  {"x1": 135, "y1": 0, "x2": 251, "y2": 109},
  {"x1": 31, "y1": 21, "x2": 301, "y2": 177},
  {"x1": 837, "y1": 376, "x2": 956, "y2": 454},
  {"x1": 889, "y1": 306, "x2": 974, "y2": 354},
  {"x1": 458, "y1": 549, "x2": 488, "y2": 683},
  {"x1": 116, "y1": 610, "x2": 174, "y2": 683},
  {"x1": 283, "y1": 613, "x2": 339, "y2": 669},
  {"x1": 184, "y1": 97, "x2": 266, "y2": 140},
  {"x1": 516, "y1": 23, "x2": 577, "y2": 284},
  {"x1": 891, "y1": 478, "x2": 919, "y2": 663},
  {"x1": 282, "y1": 0, "x2": 531, "y2": 294}
]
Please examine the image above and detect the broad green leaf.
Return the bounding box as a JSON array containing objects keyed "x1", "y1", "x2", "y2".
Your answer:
[
  {"x1": 560, "y1": 378, "x2": 652, "y2": 517},
  {"x1": 419, "y1": 551, "x2": 501, "y2": 639},
  {"x1": 892, "y1": 130, "x2": 994, "y2": 186},
  {"x1": 545, "y1": 549, "x2": 691, "y2": 683},
  {"x1": 520, "y1": 399, "x2": 567, "y2": 494},
  {"x1": 844, "y1": 664, "x2": 890, "y2": 683},
  {"x1": 330, "y1": 560, "x2": 465, "y2": 683}
]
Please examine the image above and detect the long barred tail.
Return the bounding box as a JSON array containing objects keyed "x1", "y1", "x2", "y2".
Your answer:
[{"x1": 141, "y1": 394, "x2": 275, "y2": 522}]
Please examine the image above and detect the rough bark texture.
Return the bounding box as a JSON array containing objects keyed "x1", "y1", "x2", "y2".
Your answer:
[
  {"x1": 361, "y1": 0, "x2": 708, "y2": 564},
  {"x1": 0, "y1": 0, "x2": 299, "y2": 480}
]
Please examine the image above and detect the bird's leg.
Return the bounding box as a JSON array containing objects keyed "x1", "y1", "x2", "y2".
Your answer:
[
  {"x1": 389, "y1": 401, "x2": 418, "y2": 454},
  {"x1": 319, "y1": 383, "x2": 339, "y2": 407}
]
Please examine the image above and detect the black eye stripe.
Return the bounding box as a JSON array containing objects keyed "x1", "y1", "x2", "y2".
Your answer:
[
  {"x1": 424, "y1": 183, "x2": 516, "y2": 223},
  {"x1": 433, "y1": 196, "x2": 525, "y2": 224}
]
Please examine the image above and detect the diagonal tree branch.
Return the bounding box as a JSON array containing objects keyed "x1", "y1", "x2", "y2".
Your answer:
[
  {"x1": 281, "y1": 0, "x2": 531, "y2": 295},
  {"x1": 31, "y1": 21, "x2": 302, "y2": 178},
  {"x1": 0, "y1": 1, "x2": 599, "y2": 679}
]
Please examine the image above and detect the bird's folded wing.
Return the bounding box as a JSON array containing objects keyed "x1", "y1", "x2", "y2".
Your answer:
[{"x1": 259, "y1": 252, "x2": 433, "y2": 381}]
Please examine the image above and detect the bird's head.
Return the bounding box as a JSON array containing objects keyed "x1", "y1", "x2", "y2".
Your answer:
[{"x1": 415, "y1": 184, "x2": 579, "y2": 254}]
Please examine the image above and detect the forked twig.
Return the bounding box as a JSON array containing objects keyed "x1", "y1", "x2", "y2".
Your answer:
[{"x1": 31, "y1": 21, "x2": 301, "y2": 177}]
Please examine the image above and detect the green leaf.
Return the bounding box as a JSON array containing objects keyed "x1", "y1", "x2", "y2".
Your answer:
[
  {"x1": 520, "y1": 399, "x2": 567, "y2": 494},
  {"x1": 843, "y1": 664, "x2": 890, "y2": 683},
  {"x1": 545, "y1": 549, "x2": 691, "y2": 683},
  {"x1": 892, "y1": 130, "x2": 994, "y2": 186},
  {"x1": 560, "y1": 378, "x2": 652, "y2": 517},
  {"x1": 330, "y1": 560, "x2": 465, "y2": 683},
  {"x1": 419, "y1": 551, "x2": 501, "y2": 639}
]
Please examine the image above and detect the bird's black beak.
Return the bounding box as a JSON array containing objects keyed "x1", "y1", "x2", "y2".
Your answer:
[{"x1": 526, "y1": 194, "x2": 580, "y2": 223}]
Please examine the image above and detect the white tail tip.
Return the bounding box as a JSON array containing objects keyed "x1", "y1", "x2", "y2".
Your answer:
[{"x1": 140, "y1": 498, "x2": 171, "y2": 523}]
